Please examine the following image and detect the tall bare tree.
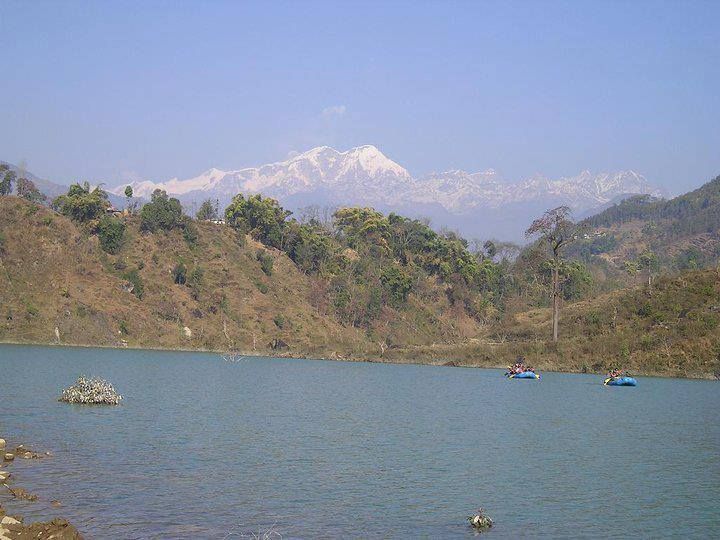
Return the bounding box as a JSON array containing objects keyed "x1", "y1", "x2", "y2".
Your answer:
[{"x1": 525, "y1": 206, "x2": 578, "y2": 342}]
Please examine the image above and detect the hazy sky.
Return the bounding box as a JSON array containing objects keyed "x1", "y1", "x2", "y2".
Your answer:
[{"x1": 1, "y1": 0, "x2": 718, "y2": 193}]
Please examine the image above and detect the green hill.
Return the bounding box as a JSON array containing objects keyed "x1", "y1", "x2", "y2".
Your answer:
[
  {"x1": 1, "y1": 192, "x2": 718, "y2": 379},
  {"x1": 569, "y1": 175, "x2": 720, "y2": 283},
  {"x1": 0, "y1": 196, "x2": 484, "y2": 358}
]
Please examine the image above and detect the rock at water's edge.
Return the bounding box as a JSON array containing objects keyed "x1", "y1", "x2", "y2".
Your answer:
[{"x1": 468, "y1": 508, "x2": 494, "y2": 532}]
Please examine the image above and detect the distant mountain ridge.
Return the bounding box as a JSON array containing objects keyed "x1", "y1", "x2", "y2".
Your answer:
[
  {"x1": 113, "y1": 145, "x2": 659, "y2": 208},
  {"x1": 116, "y1": 145, "x2": 414, "y2": 203},
  {"x1": 0, "y1": 160, "x2": 68, "y2": 199},
  {"x1": 0, "y1": 160, "x2": 126, "y2": 208},
  {"x1": 109, "y1": 145, "x2": 661, "y2": 240},
  {"x1": 2, "y1": 146, "x2": 662, "y2": 241},
  {"x1": 564, "y1": 174, "x2": 720, "y2": 286}
]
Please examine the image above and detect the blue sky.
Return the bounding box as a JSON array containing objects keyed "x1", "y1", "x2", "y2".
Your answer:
[{"x1": 1, "y1": 0, "x2": 718, "y2": 192}]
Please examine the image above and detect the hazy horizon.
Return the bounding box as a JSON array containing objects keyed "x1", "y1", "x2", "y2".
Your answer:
[{"x1": 1, "y1": 0, "x2": 718, "y2": 194}]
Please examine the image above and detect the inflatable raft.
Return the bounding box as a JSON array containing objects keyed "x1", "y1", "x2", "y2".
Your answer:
[
  {"x1": 508, "y1": 371, "x2": 540, "y2": 380},
  {"x1": 604, "y1": 376, "x2": 637, "y2": 386}
]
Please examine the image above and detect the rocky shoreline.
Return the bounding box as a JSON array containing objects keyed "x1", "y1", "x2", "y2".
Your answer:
[{"x1": 0, "y1": 437, "x2": 82, "y2": 539}]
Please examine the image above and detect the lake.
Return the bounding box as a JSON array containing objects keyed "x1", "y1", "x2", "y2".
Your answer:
[{"x1": 0, "y1": 344, "x2": 718, "y2": 538}]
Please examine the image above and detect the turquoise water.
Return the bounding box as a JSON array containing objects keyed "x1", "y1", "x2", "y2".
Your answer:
[{"x1": 0, "y1": 344, "x2": 718, "y2": 539}]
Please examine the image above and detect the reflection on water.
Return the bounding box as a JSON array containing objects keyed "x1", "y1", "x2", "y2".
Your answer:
[{"x1": 0, "y1": 344, "x2": 718, "y2": 538}]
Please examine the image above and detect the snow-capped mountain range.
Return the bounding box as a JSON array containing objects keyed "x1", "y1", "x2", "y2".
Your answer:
[
  {"x1": 117, "y1": 145, "x2": 414, "y2": 204},
  {"x1": 111, "y1": 145, "x2": 662, "y2": 240}
]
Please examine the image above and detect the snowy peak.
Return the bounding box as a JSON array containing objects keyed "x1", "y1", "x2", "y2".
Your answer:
[
  {"x1": 111, "y1": 145, "x2": 412, "y2": 200},
  {"x1": 121, "y1": 168, "x2": 228, "y2": 198},
  {"x1": 415, "y1": 169, "x2": 506, "y2": 207},
  {"x1": 342, "y1": 145, "x2": 409, "y2": 177},
  {"x1": 543, "y1": 170, "x2": 660, "y2": 205},
  {"x1": 277, "y1": 144, "x2": 410, "y2": 179},
  {"x1": 411, "y1": 168, "x2": 660, "y2": 212},
  {"x1": 109, "y1": 147, "x2": 661, "y2": 226}
]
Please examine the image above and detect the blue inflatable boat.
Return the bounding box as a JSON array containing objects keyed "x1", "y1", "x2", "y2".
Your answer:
[
  {"x1": 508, "y1": 371, "x2": 540, "y2": 380},
  {"x1": 604, "y1": 376, "x2": 637, "y2": 386}
]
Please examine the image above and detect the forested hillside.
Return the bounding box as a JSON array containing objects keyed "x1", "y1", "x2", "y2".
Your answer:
[
  {"x1": 0, "y1": 195, "x2": 490, "y2": 357},
  {"x1": 1, "y1": 171, "x2": 718, "y2": 378},
  {"x1": 429, "y1": 269, "x2": 719, "y2": 379},
  {"x1": 566, "y1": 175, "x2": 720, "y2": 288}
]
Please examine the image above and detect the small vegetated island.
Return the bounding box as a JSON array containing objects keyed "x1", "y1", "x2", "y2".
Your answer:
[
  {"x1": 59, "y1": 376, "x2": 123, "y2": 405},
  {"x1": 0, "y1": 163, "x2": 718, "y2": 379}
]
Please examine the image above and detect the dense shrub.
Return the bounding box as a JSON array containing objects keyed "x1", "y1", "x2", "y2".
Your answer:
[
  {"x1": 257, "y1": 250, "x2": 274, "y2": 276},
  {"x1": 188, "y1": 266, "x2": 204, "y2": 299},
  {"x1": 183, "y1": 221, "x2": 199, "y2": 246},
  {"x1": 273, "y1": 314, "x2": 285, "y2": 329},
  {"x1": 172, "y1": 262, "x2": 187, "y2": 285},
  {"x1": 188, "y1": 266, "x2": 204, "y2": 287},
  {"x1": 97, "y1": 215, "x2": 126, "y2": 254},
  {"x1": 122, "y1": 269, "x2": 144, "y2": 299},
  {"x1": 702, "y1": 313, "x2": 719, "y2": 331},
  {"x1": 25, "y1": 302, "x2": 39, "y2": 317}
]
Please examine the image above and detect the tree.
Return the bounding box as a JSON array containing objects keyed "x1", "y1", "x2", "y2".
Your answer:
[
  {"x1": 638, "y1": 250, "x2": 659, "y2": 290},
  {"x1": 380, "y1": 265, "x2": 413, "y2": 305},
  {"x1": 560, "y1": 260, "x2": 593, "y2": 300},
  {"x1": 495, "y1": 241, "x2": 521, "y2": 263},
  {"x1": 140, "y1": 189, "x2": 185, "y2": 232},
  {"x1": 0, "y1": 165, "x2": 16, "y2": 196},
  {"x1": 624, "y1": 260, "x2": 640, "y2": 279},
  {"x1": 52, "y1": 182, "x2": 109, "y2": 222},
  {"x1": 124, "y1": 185, "x2": 136, "y2": 213},
  {"x1": 285, "y1": 222, "x2": 334, "y2": 274},
  {"x1": 525, "y1": 206, "x2": 579, "y2": 342},
  {"x1": 333, "y1": 207, "x2": 390, "y2": 250},
  {"x1": 16, "y1": 177, "x2": 47, "y2": 203},
  {"x1": 196, "y1": 199, "x2": 218, "y2": 221},
  {"x1": 298, "y1": 204, "x2": 336, "y2": 231},
  {"x1": 225, "y1": 194, "x2": 291, "y2": 249},
  {"x1": 483, "y1": 240, "x2": 497, "y2": 259}
]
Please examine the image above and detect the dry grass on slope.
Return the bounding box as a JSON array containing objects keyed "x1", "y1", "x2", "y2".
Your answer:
[
  {"x1": 0, "y1": 197, "x2": 486, "y2": 360},
  {"x1": 0, "y1": 197, "x2": 365, "y2": 355}
]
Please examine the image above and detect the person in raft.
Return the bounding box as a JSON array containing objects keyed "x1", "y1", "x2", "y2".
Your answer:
[
  {"x1": 507, "y1": 357, "x2": 534, "y2": 375},
  {"x1": 507, "y1": 362, "x2": 522, "y2": 375}
]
